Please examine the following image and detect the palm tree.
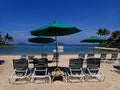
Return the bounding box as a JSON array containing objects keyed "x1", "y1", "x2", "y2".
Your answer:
[
  {"x1": 4, "y1": 33, "x2": 14, "y2": 44},
  {"x1": 102, "y1": 28, "x2": 110, "y2": 38},
  {"x1": 97, "y1": 28, "x2": 110, "y2": 47},
  {"x1": 0, "y1": 32, "x2": 4, "y2": 45},
  {"x1": 0, "y1": 32, "x2": 2, "y2": 44},
  {"x1": 4, "y1": 33, "x2": 10, "y2": 44},
  {"x1": 96, "y1": 28, "x2": 103, "y2": 37},
  {"x1": 96, "y1": 28, "x2": 110, "y2": 38},
  {"x1": 8, "y1": 36, "x2": 14, "y2": 44},
  {"x1": 0, "y1": 32, "x2": 14, "y2": 46}
]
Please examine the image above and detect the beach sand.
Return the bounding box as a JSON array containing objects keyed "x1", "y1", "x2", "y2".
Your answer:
[{"x1": 0, "y1": 54, "x2": 120, "y2": 90}]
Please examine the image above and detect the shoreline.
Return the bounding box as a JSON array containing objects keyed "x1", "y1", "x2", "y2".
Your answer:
[
  {"x1": 1, "y1": 44, "x2": 119, "y2": 55},
  {"x1": 94, "y1": 47, "x2": 120, "y2": 52}
]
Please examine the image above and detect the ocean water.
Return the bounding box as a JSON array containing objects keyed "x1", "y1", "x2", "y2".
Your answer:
[{"x1": 0, "y1": 44, "x2": 105, "y2": 55}]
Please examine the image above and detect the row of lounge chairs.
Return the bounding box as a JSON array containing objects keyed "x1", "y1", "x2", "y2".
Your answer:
[
  {"x1": 78, "y1": 52, "x2": 120, "y2": 63},
  {"x1": 67, "y1": 58, "x2": 105, "y2": 82},
  {"x1": 9, "y1": 58, "x2": 49, "y2": 84},
  {"x1": 9, "y1": 57, "x2": 105, "y2": 84},
  {"x1": 20, "y1": 53, "x2": 59, "y2": 62},
  {"x1": 79, "y1": 52, "x2": 120, "y2": 74},
  {"x1": 21, "y1": 52, "x2": 120, "y2": 64}
]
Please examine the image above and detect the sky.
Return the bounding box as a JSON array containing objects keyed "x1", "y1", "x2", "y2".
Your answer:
[{"x1": 0, "y1": 0, "x2": 120, "y2": 44}]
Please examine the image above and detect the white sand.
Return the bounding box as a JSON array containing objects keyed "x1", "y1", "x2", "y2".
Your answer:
[{"x1": 0, "y1": 54, "x2": 120, "y2": 90}]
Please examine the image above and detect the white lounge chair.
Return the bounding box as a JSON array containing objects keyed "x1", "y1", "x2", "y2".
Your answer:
[
  {"x1": 31, "y1": 58, "x2": 51, "y2": 83},
  {"x1": 28, "y1": 55, "x2": 34, "y2": 63},
  {"x1": 100, "y1": 53, "x2": 107, "y2": 63},
  {"x1": 67, "y1": 58, "x2": 85, "y2": 83},
  {"x1": 9, "y1": 59, "x2": 30, "y2": 84},
  {"x1": 87, "y1": 53, "x2": 94, "y2": 58},
  {"x1": 78, "y1": 53, "x2": 85, "y2": 59},
  {"x1": 41, "y1": 53, "x2": 47, "y2": 58},
  {"x1": 111, "y1": 53, "x2": 119, "y2": 63},
  {"x1": 106, "y1": 53, "x2": 118, "y2": 63},
  {"x1": 85, "y1": 58, "x2": 105, "y2": 82},
  {"x1": 20, "y1": 54, "x2": 27, "y2": 60}
]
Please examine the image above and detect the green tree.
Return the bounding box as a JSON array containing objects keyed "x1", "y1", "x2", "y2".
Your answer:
[
  {"x1": 3, "y1": 33, "x2": 14, "y2": 45},
  {"x1": 96, "y1": 28, "x2": 110, "y2": 38},
  {"x1": 0, "y1": 32, "x2": 2, "y2": 44},
  {"x1": 110, "y1": 30, "x2": 120, "y2": 39},
  {"x1": 102, "y1": 28, "x2": 110, "y2": 37},
  {"x1": 4, "y1": 33, "x2": 10, "y2": 44},
  {"x1": 107, "y1": 30, "x2": 120, "y2": 48},
  {"x1": 8, "y1": 36, "x2": 14, "y2": 44},
  {"x1": 96, "y1": 28, "x2": 103, "y2": 36},
  {"x1": 0, "y1": 32, "x2": 14, "y2": 46}
]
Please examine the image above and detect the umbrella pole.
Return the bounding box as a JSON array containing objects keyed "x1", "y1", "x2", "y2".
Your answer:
[
  {"x1": 42, "y1": 43, "x2": 44, "y2": 54},
  {"x1": 40, "y1": 44, "x2": 44, "y2": 56},
  {"x1": 55, "y1": 36, "x2": 58, "y2": 67},
  {"x1": 93, "y1": 43, "x2": 96, "y2": 53}
]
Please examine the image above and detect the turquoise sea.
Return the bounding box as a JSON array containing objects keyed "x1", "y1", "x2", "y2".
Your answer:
[{"x1": 0, "y1": 44, "x2": 106, "y2": 55}]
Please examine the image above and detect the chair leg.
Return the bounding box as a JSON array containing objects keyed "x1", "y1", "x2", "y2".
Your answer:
[
  {"x1": 62, "y1": 76, "x2": 67, "y2": 83},
  {"x1": 9, "y1": 77, "x2": 16, "y2": 84}
]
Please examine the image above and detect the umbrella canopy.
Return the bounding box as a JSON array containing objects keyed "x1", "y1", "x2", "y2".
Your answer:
[
  {"x1": 28, "y1": 36, "x2": 55, "y2": 54},
  {"x1": 28, "y1": 36, "x2": 55, "y2": 43},
  {"x1": 81, "y1": 36, "x2": 107, "y2": 53},
  {"x1": 81, "y1": 36, "x2": 107, "y2": 43},
  {"x1": 30, "y1": 21, "x2": 81, "y2": 36},
  {"x1": 30, "y1": 21, "x2": 82, "y2": 66}
]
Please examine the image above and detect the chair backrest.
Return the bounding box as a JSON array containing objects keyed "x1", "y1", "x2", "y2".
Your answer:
[
  {"x1": 111, "y1": 53, "x2": 118, "y2": 59},
  {"x1": 13, "y1": 59, "x2": 28, "y2": 70},
  {"x1": 87, "y1": 58, "x2": 101, "y2": 69},
  {"x1": 41, "y1": 53, "x2": 47, "y2": 58},
  {"x1": 34, "y1": 58, "x2": 48, "y2": 69},
  {"x1": 87, "y1": 53, "x2": 94, "y2": 58},
  {"x1": 100, "y1": 53, "x2": 107, "y2": 59},
  {"x1": 69, "y1": 58, "x2": 83, "y2": 68},
  {"x1": 78, "y1": 53, "x2": 85, "y2": 59},
  {"x1": 20, "y1": 54, "x2": 27, "y2": 60},
  {"x1": 28, "y1": 55, "x2": 34, "y2": 60}
]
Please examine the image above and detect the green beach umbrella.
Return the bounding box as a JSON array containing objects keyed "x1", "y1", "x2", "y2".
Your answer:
[
  {"x1": 30, "y1": 21, "x2": 81, "y2": 36},
  {"x1": 81, "y1": 36, "x2": 107, "y2": 53},
  {"x1": 81, "y1": 36, "x2": 107, "y2": 43},
  {"x1": 28, "y1": 36, "x2": 55, "y2": 43},
  {"x1": 30, "y1": 21, "x2": 82, "y2": 66},
  {"x1": 28, "y1": 36, "x2": 55, "y2": 54}
]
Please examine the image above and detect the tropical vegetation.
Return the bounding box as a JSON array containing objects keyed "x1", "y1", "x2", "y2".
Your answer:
[
  {"x1": 97, "y1": 29, "x2": 120, "y2": 49},
  {"x1": 96, "y1": 28, "x2": 110, "y2": 38},
  {"x1": 0, "y1": 32, "x2": 14, "y2": 47},
  {"x1": 107, "y1": 30, "x2": 120, "y2": 49}
]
